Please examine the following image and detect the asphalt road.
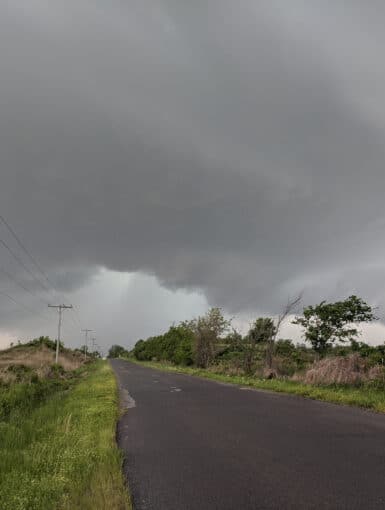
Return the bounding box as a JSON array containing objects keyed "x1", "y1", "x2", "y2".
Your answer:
[{"x1": 111, "y1": 360, "x2": 385, "y2": 510}]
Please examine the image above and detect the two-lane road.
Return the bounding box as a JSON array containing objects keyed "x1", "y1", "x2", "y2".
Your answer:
[{"x1": 111, "y1": 360, "x2": 385, "y2": 510}]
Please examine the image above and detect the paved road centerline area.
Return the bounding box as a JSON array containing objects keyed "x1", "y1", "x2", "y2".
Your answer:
[{"x1": 111, "y1": 360, "x2": 385, "y2": 510}]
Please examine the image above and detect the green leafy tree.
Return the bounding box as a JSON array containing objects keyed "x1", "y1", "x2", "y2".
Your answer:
[
  {"x1": 224, "y1": 328, "x2": 243, "y2": 351},
  {"x1": 133, "y1": 339, "x2": 146, "y2": 360},
  {"x1": 293, "y1": 295, "x2": 376, "y2": 356},
  {"x1": 274, "y1": 339, "x2": 295, "y2": 356},
  {"x1": 168, "y1": 325, "x2": 194, "y2": 365},
  {"x1": 133, "y1": 324, "x2": 194, "y2": 365},
  {"x1": 107, "y1": 344, "x2": 128, "y2": 358},
  {"x1": 191, "y1": 308, "x2": 231, "y2": 368}
]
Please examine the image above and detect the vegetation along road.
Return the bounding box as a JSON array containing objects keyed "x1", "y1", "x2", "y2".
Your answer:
[{"x1": 112, "y1": 359, "x2": 385, "y2": 510}]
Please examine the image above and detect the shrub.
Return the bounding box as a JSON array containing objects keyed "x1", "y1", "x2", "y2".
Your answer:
[
  {"x1": 301, "y1": 354, "x2": 384, "y2": 386},
  {"x1": 25, "y1": 336, "x2": 61, "y2": 350},
  {"x1": 133, "y1": 324, "x2": 194, "y2": 365}
]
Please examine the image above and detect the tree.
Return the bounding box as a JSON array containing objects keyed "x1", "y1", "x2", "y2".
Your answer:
[
  {"x1": 265, "y1": 294, "x2": 302, "y2": 370},
  {"x1": 133, "y1": 339, "x2": 146, "y2": 360},
  {"x1": 225, "y1": 328, "x2": 243, "y2": 351},
  {"x1": 191, "y1": 308, "x2": 231, "y2": 368},
  {"x1": 293, "y1": 295, "x2": 376, "y2": 357},
  {"x1": 243, "y1": 318, "x2": 275, "y2": 374},
  {"x1": 132, "y1": 324, "x2": 194, "y2": 364},
  {"x1": 168, "y1": 324, "x2": 194, "y2": 365},
  {"x1": 107, "y1": 344, "x2": 128, "y2": 358}
]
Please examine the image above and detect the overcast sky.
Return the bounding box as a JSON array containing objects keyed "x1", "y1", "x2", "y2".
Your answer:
[{"x1": 1, "y1": 1, "x2": 385, "y2": 351}]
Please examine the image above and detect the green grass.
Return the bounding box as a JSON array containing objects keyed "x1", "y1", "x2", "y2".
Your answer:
[
  {"x1": 0, "y1": 361, "x2": 131, "y2": 510},
  {"x1": 131, "y1": 359, "x2": 385, "y2": 413},
  {"x1": 0, "y1": 377, "x2": 66, "y2": 421}
]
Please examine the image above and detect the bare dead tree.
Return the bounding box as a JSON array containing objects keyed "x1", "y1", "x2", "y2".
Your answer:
[{"x1": 265, "y1": 293, "x2": 302, "y2": 370}]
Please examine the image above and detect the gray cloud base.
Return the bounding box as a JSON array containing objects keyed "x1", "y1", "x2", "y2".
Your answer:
[{"x1": 1, "y1": 1, "x2": 385, "y2": 339}]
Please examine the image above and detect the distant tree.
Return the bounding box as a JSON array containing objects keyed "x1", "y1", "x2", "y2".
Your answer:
[
  {"x1": 243, "y1": 318, "x2": 275, "y2": 374},
  {"x1": 78, "y1": 346, "x2": 101, "y2": 358},
  {"x1": 224, "y1": 328, "x2": 243, "y2": 351},
  {"x1": 274, "y1": 339, "x2": 295, "y2": 356},
  {"x1": 107, "y1": 344, "x2": 128, "y2": 358},
  {"x1": 191, "y1": 308, "x2": 231, "y2": 368},
  {"x1": 293, "y1": 295, "x2": 376, "y2": 357},
  {"x1": 249, "y1": 318, "x2": 276, "y2": 344},
  {"x1": 132, "y1": 324, "x2": 194, "y2": 365}
]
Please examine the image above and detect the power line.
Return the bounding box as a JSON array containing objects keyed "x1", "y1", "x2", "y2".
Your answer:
[
  {"x1": 0, "y1": 238, "x2": 79, "y2": 336},
  {"x1": 0, "y1": 267, "x2": 50, "y2": 307},
  {"x1": 0, "y1": 215, "x2": 88, "y2": 350},
  {"x1": 0, "y1": 267, "x2": 55, "y2": 327},
  {"x1": 0, "y1": 291, "x2": 54, "y2": 341},
  {"x1": 0, "y1": 215, "x2": 58, "y2": 293},
  {"x1": 0, "y1": 288, "x2": 50, "y2": 320},
  {"x1": 0, "y1": 237, "x2": 71, "y2": 326},
  {"x1": 0, "y1": 239, "x2": 51, "y2": 294},
  {"x1": 0, "y1": 214, "x2": 85, "y2": 333},
  {"x1": 72, "y1": 306, "x2": 83, "y2": 328}
]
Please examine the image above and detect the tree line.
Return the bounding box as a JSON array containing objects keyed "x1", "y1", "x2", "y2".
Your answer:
[{"x1": 107, "y1": 295, "x2": 382, "y2": 375}]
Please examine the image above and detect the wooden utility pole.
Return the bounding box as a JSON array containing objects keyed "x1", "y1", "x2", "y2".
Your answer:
[
  {"x1": 48, "y1": 304, "x2": 73, "y2": 364},
  {"x1": 81, "y1": 329, "x2": 93, "y2": 360}
]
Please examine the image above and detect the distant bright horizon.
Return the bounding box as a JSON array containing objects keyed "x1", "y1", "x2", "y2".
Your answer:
[{"x1": 1, "y1": 268, "x2": 385, "y2": 353}]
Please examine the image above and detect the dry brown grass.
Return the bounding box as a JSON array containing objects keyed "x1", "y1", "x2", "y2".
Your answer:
[
  {"x1": 299, "y1": 354, "x2": 384, "y2": 386},
  {"x1": 0, "y1": 345, "x2": 84, "y2": 371}
]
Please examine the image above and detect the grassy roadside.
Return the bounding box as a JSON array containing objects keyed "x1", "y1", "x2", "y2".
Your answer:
[
  {"x1": 130, "y1": 359, "x2": 385, "y2": 413},
  {"x1": 0, "y1": 369, "x2": 69, "y2": 421},
  {"x1": 0, "y1": 361, "x2": 131, "y2": 510}
]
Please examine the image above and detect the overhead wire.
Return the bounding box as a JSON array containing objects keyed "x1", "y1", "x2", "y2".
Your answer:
[
  {"x1": 0, "y1": 266, "x2": 51, "y2": 308},
  {"x1": 0, "y1": 214, "x2": 83, "y2": 329},
  {"x1": 0, "y1": 215, "x2": 84, "y2": 340},
  {"x1": 0, "y1": 288, "x2": 55, "y2": 341},
  {"x1": 0, "y1": 239, "x2": 51, "y2": 294},
  {"x1": 0, "y1": 288, "x2": 52, "y2": 323},
  {"x1": 0, "y1": 214, "x2": 60, "y2": 292},
  {"x1": 0, "y1": 237, "x2": 78, "y2": 333}
]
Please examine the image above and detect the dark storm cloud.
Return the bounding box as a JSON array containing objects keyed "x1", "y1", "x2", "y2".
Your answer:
[{"x1": 1, "y1": 0, "x2": 385, "y2": 326}]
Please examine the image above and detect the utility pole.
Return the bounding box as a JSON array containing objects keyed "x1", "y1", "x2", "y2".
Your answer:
[
  {"x1": 91, "y1": 337, "x2": 97, "y2": 356},
  {"x1": 81, "y1": 329, "x2": 93, "y2": 360},
  {"x1": 48, "y1": 304, "x2": 73, "y2": 364}
]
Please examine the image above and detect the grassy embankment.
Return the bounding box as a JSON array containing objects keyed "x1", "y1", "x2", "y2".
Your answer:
[
  {"x1": 130, "y1": 359, "x2": 385, "y2": 413},
  {"x1": 0, "y1": 360, "x2": 131, "y2": 510}
]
